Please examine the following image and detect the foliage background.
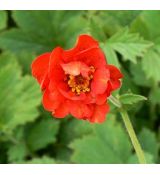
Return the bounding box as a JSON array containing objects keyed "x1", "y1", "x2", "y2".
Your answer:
[{"x1": 0, "y1": 10, "x2": 159, "y2": 164}]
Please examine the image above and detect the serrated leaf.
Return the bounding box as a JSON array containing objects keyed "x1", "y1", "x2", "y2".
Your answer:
[
  {"x1": 7, "y1": 127, "x2": 28, "y2": 163},
  {"x1": 119, "y1": 93, "x2": 147, "y2": 105},
  {"x1": 96, "y1": 11, "x2": 141, "y2": 36},
  {"x1": 0, "y1": 53, "x2": 41, "y2": 133},
  {"x1": 138, "y1": 128, "x2": 159, "y2": 161},
  {"x1": 25, "y1": 156, "x2": 55, "y2": 164},
  {"x1": 0, "y1": 11, "x2": 7, "y2": 30},
  {"x1": 107, "y1": 29, "x2": 152, "y2": 63},
  {"x1": 26, "y1": 118, "x2": 59, "y2": 151},
  {"x1": 57, "y1": 119, "x2": 93, "y2": 163},
  {"x1": 101, "y1": 43, "x2": 120, "y2": 68},
  {"x1": 70, "y1": 117, "x2": 132, "y2": 163},
  {"x1": 142, "y1": 48, "x2": 160, "y2": 82},
  {"x1": 7, "y1": 143, "x2": 28, "y2": 163},
  {"x1": 0, "y1": 11, "x2": 88, "y2": 54}
]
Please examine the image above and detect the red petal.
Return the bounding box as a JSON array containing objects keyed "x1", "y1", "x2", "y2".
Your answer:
[
  {"x1": 91, "y1": 67, "x2": 110, "y2": 95},
  {"x1": 75, "y1": 48, "x2": 107, "y2": 69},
  {"x1": 90, "y1": 103, "x2": 110, "y2": 123},
  {"x1": 58, "y1": 82, "x2": 86, "y2": 101},
  {"x1": 54, "y1": 101, "x2": 69, "y2": 118},
  {"x1": 106, "y1": 65, "x2": 123, "y2": 79},
  {"x1": 31, "y1": 53, "x2": 50, "y2": 89},
  {"x1": 61, "y1": 61, "x2": 90, "y2": 78},
  {"x1": 48, "y1": 47, "x2": 66, "y2": 90},
  {"x1": 106, "y1": 65, "x2": 123, "y2": 91},
  {"x1": 75, "y1": 34, "x2": 99, "y2": 51},
  {"x1": 63, "y1": 34, "x2": 99, "y2": 62},
  {"x1": 109, "y1": 79, "x2": 121, "y2": 91},
  {"x1": 84, "y1": 93, "x2": 96, "y2": 104},
  {"x1": 49, "y1": 47, "x2": 63, "y2": 77},
  {"x1": 69, "y1": 102, "x2": 93, "y2": 119},
  {"x1": 95, "y1": 92, "x2": 108, "y2": 105},
  {"x1": 42, "y1": 88, "x2": 64, "y2": 111}
]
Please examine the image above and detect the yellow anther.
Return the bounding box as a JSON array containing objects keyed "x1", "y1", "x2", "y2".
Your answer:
[
  {"x1": 71, "y1": 88, "x2": 76, "y2": 92},
  {"x1": 86, "y1": 88, "x2": 90, "y2": 92},
  {"x1": 67, "y1": 66, "x2": 95, "y2": 95},
  {"x1": 69, "y1": 75, "x2": 74, "y2": 79}
]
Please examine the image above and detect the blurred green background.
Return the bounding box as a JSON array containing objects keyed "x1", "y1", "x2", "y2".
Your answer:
[{"x1": 0, "y1": 10, "x2": 159, "y2": 164}]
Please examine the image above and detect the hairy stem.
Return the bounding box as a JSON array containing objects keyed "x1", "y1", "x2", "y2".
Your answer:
[
  {"x1": 109, "y1": 95, "x2": 146, "y2": 164},
  {"x1": 120, "y1": 109, "x2": 146, "y2": 164}
]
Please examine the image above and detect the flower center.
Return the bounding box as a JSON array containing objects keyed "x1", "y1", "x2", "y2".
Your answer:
[{"x1": 67, "y1": 66, "x2": 95, "y2": 95}]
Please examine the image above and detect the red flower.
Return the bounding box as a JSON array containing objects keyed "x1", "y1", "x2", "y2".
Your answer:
[{"x1": 31, "y1": 35, "x2": 123, "y2": 123}]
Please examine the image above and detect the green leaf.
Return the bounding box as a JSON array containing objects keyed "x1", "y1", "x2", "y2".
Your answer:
[
  {"x1": 0, "y1": 11, "x2": 88, "y2": 54},
  {"x1": 131, "y1": 11, "x2": 160, "y2": 42},
  {"x1": 0, "y1": 29, "x2": 51, "y2": 54},
  {"x1": 149, "y1": 86, "x2": 160, "y2": 105},
  {"x1": 7, "y1": 143, "x2": 28, "y2": 163},
  {"x1": 119, "y1": 93, "x2": 147, "y2": 105},
  {"x1": 120, "y1": 68, "x2": 140, "y2": 94},
  {"x1": 59, "y1": 119, "x2": 93, "y2": 145},
  {"x1": 97, "y1": 12, "x2": 122, "y2": 36},
  {"x1": 89, "y1": 16, "x2": 106, "y2": 42},
  {"x1": 25, "y1": 156, "x2": 56, "y2": 164},
  {"x1": 138, "y1": 128, "x2": 159, "y2": 161},
  {"x1": 130, "y1": 60, "x2": 152, "y2": 87},
  {"x1": 0, "y1": 11, "x2": 7, "y2": 30},
  {"x1": 107, "y1": 28, "x2": 152, "y2": 63},
  {"x1": 70, "y1": 117, "x2": 132, "y2": 163},
  {"x1": 16, "y1": 51, "x2": 36, "y2": 74},
  {"x1": 7, "y1": 127, "x2": 28, "y2": 163},
  {"x1": 127, "y1": 152, "x2": 154, "y2": 164},
  {"x1": 101, "y1": 43, "x2": 120, "y2": 68},
  {"x1": 56, "y1": 119, "x2": 93, "y2": 163},
  {"x1": 0, "y1": 53, "x2": 41, "y2": 133},
  {"x1": 95, "y1": 11, "x2": 141, "y2": 36},
  {"x1": 26, "y1": 118, "x2": 59, "y2": 151},
  {"x1": 105, "y1": 11, "x2": 141, "y2": 26},
  {"x1": 55, "y1": 147, "x2": 72, "y2": 163},
  {"x1": 142, "y1": 48, "x2": 160, "y2": 82}
]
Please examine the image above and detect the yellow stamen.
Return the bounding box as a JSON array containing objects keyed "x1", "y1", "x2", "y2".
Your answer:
[{"x1": 67, "y1": 66, "x2": 95, "y2": 95}]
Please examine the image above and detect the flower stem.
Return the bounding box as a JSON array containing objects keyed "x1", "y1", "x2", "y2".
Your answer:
[
  {"x1": 120, "y1": 109, "x2": 146, "y2": 164},
  {"x1": 109, "y1": 95, "x2": 146, "y2": 164}
]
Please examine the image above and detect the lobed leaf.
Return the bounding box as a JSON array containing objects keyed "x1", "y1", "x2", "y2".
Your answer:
[
  {"x1": 70, "y1": 117, "x2": 132, "y2": 163},
  {"x1": 26, "y1": 118, "x2": 59, "y2": 151},
  {"x1": 142, "y1": 48, "x2": 160, "y2": 82},
  {"x1": 0, "y1": 11, "x2": 88, "y2": 54},
  {"x1": 107, "y1": 28, "x2": 153, "y2": 63},
  {"x1": 0, "y1": 53, "x2": 41, "y2": 133}
]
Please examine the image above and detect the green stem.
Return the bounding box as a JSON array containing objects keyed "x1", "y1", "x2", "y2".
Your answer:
[
  {"x1": 109, "y1": 95, "x2": 146, "y2": 164},
  {"x1": 120, "y1": 109, "x2": 146, "y2": 164}
]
